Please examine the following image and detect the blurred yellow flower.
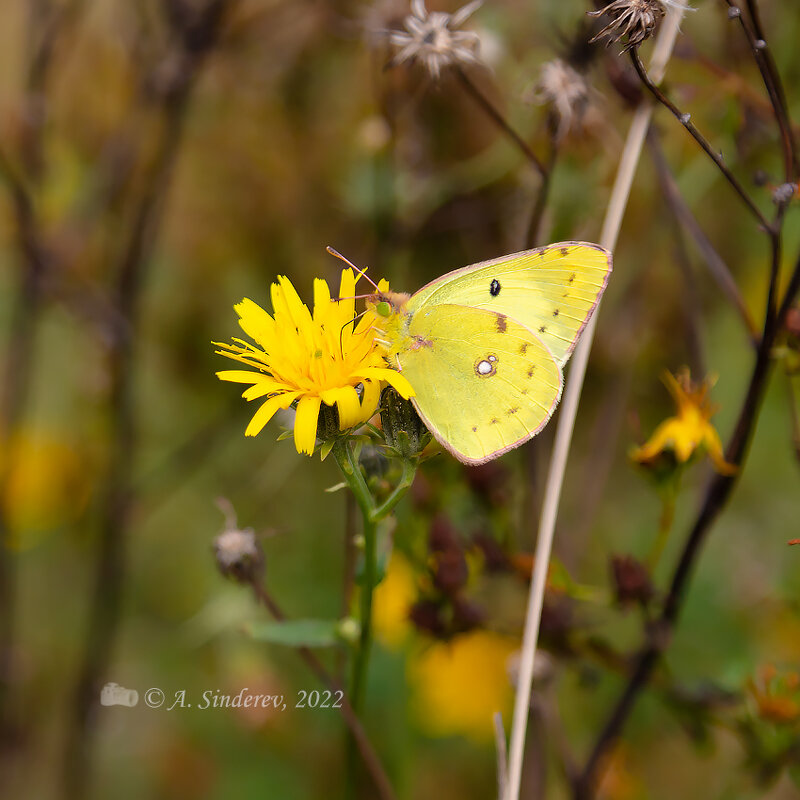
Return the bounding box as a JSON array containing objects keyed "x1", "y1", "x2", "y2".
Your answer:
[
  {"x1": 215, "y1": 268, "x2": 414, "y2": 456},
  {"x1": 0, "y1": 430, "x2": 90, "y2": 549},
  {"x1": 373, "y1": 554, "x2": 417, "y2": 649},
  {"x1": 631, "y1": 368, "x2": 737, "y2": 476},
  {"x1": 747, "y1": 664, "x2": 800, "y2": 725},
  {"x1": 409, "y1": 630, "x2": 516, "y2": 742}
]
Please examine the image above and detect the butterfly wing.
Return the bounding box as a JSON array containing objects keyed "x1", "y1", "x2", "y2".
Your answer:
[
  {"x1": 406, "y1": 242, "x2": 611, "y2": 367},
  {"x1": 396, "y1": 303, "x2": 562, "y2": 465}
]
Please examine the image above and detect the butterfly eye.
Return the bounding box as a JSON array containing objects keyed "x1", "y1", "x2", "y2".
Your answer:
[{"x1": 375, "y1": 300, "x2": 392, "y2": 318}]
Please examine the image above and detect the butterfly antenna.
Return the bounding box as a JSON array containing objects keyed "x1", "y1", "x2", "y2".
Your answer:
[
  {"x1": 327, "y1": 246, "x2": 380, "y2": 291},
  {"x1": 339, "y1": 309, "x2": 368, "y2": 356}
]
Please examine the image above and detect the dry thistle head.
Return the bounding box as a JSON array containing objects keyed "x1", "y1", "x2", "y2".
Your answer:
[
  {"x1": 527, "y1": 58, "x2": 594, "y2": 141},
  {"x1": 389, "y1": 0, "x2": 484, "y2": 80},
  {"x1": 610, "y1": 554, "x2": 654, "y2": 607},
  {"x1": 213, "y1": 499, "x2": 264, "y2": 585},
  {"x1": 588, "y1": 0, "x2": 689, "y2": 52}
]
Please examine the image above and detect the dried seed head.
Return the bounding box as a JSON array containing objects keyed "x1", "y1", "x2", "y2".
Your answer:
[
  {"x1": 213, "y1": 499, "x2": 264, "y2": 584},
  {"x1": 773, "y1": 182, "x2": 798, "y2": 206},
  {"x1": 389, "y1": 0, "x2": 484, "y2": 80},
  {"x1": 611, "y1": 554, "x2": 655, "y2": 607},
  {"x1": 588, "y1": 0, "x2": 689, "y2": 52},
  {"x1": 527, "y1": 59, "x2": 594, "y2": 140}
]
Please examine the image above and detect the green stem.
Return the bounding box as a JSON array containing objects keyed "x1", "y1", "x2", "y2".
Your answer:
[
  {"x1": 648, "y1": 487, "x2": 676, "y2": 569},
  {"x1": 350, "y1": 513, "x2": 377, "y2": 714},
  {"x1": 332, "y1": 438, "x2": 416, "y2": 798},
  {"x1": 371, "y1": 458, "x2": 416, "y2": 522},
  {"x1": 332, "y1": 439, "x2": 379, "y2": 799},
  {"x1": 333, "y1": 439, "x2": 375, "y2": 519}
]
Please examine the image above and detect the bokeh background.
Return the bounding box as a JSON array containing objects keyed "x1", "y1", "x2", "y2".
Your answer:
[{"x1": 0, "y1": 1, "x2": 798, "y2": 798}]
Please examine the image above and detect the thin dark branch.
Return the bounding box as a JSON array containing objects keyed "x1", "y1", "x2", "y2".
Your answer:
[
  {"x1": 647, "y1": 130, "x2": 759, "y2": 344},
  {"x1": 526, "y1": 141, "x2": 557, "y2": 249},
  {"x1": 725, "y1": 0, "x2": 797, "y2": 181},
  {"x1": 454, "y1": 67, "x2": 546, "y2": 178},
  {"x1": 573, "y1": 246, "x2": 800, "y2": 799},
  {"x1": 0, "y1": 0, "x2": 83, "y2": 749},
  {"x1": 629, "y1": 47, "x2": 773, "y2": 233},
  {"x1": 249, "y1": 582, "x2": 397, "y2": 800},
  {"x1": 61, "y1": 4, "x2": 234, "y2": 798},
  {"x1": 0, "y1": 149, "x2": 50, "y2": 757},
  {"x1": 787, "y1": 375, "x2": 800, "y2": 465}
]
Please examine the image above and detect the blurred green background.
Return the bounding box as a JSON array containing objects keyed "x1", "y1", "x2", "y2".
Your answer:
[{"x1": 0, "y1": 1, "x2": 798, "y2": 798}]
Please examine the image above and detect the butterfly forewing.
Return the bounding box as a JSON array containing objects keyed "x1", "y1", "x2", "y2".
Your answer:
[
  {"x1": 398, "y1": 304, "x2": 563, "y2": 464},
  {"x1": 406, "y1": 242, "x2": 611, "y2": 367}
]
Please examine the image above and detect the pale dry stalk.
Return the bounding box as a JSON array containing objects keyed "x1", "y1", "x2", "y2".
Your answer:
[{"x1": 503, "y1": 7, "x2": 688, "y2": 800}]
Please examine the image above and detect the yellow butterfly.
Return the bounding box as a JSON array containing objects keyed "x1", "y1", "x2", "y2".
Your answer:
[{"x1": 367, "y1": 242, "x2": 612, "y2": 464}]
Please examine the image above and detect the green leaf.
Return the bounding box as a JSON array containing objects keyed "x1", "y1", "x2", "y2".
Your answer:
[
  {"x1": 319, "y1": 439, "x2": 336, "y2": 461},
  {"x1": 246, "y1": 618, "x2": 341, "y2": 648}
]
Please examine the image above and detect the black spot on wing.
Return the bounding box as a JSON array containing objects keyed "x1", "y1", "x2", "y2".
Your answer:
[
  {"x1": 553, "y1": 309, "x2": 559, "y2": 317},
  {"x1": 490, "y1": 279, "x2": 501, "y2": 296},
  {"x1": 539, "y1": 325, "x2": 547, "y2": 333}
]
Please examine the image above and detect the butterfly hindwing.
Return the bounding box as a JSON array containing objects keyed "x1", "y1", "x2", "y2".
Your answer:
[
  {"x1": 396, "y1": 304, "x2": 563, "y2": 464},
  {"x1": 406, "y1": 242, "x2": 611, "y2": 366}
]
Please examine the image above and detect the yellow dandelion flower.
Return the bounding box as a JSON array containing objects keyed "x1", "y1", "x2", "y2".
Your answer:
[
  {"x1": 408, "y1": 630, "x2": 517, "y2": 742},
  {"x1": 0, "y1": 429, "x2": 90, "y2": 549},
  {"x1": 215, "y1": 268, "x2": 414, "y2": 456},
  {"x1": 631, "y1": 368, "x2": 737, "y2": 476},
  {"x1": 373, "y1": 554, "x2": 417, "y2": 649}
]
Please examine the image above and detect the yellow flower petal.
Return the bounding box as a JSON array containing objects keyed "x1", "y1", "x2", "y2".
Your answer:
[
  {"x1": 294, "y1": 395, "x2": 322, "y2": 455},
  {"x1": 359, "y1": 367, "x2": 415, "y2": 398},
  {"x1": 242, "y1": 378, "x2": 286, "y2": 401},
  {"x1": 245, "y1": 392, "x2": 299, "y2": 437},
  {"x1": 703, "y1": 426, "x2": 738, "y2": 475},
  {"x1": 337, "y1": 268, "x2": 356, "y2": 320},
  {"x1": 630, "y1": 420, "x2": 676, "y2": 463},
  {"x1": 234, "y1": 298, "x2": 276, "y2": 348},
  {"x1": 216, "y1": 369, "x2": 269, "y2": 384},
  {"x1": 360, "y1": 379, "x2": 381, "y2": 419},
  {"x1": 312, "y1": 277, "x2": 332, "y2": 321},
  {"x1": 320, "y1": 386, "x2": 363, "y2": 429},
  {"x1": 273, "y1": 276, "x2": 313, "y2": 330}
]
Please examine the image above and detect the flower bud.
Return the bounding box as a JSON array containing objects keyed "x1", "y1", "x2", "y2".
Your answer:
[
  {"x1": 380, "y1": 387, "x2": 431, "y2": 460},
  {"x1": 214, "y1": 527, "x2": 264, "y2": 585}
]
